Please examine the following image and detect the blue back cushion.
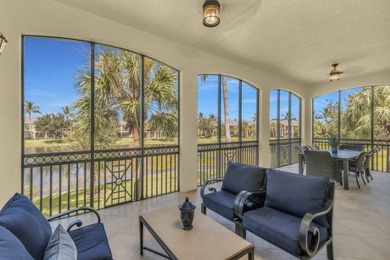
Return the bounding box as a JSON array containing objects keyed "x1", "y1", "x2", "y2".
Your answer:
[
  {"x1": 0, "y1": 226, "x2": 34, "y2": 260},
  {"x1": 264, "y1": 170, "x2": 329, "y2": 226},
  {"x1": 221, "y1": 162, "x2": 266, "y2": 194},
  {"x1": 0, "y1": 193, "x2": 52, "y2": 260}
]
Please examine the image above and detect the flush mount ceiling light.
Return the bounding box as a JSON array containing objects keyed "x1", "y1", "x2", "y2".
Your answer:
[
  {"x1": 203, "y1": 0, "x2": 221, "y2": 27},
  {"x1": 329, "y1": 63, "x2": 343, "y2": 82},
  {"x1": 0, "y1": 32, "x2": 7, "y2": 55}
]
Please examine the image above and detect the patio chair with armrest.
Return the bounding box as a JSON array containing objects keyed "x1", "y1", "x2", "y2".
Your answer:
[
  {"x1": 240, "y1": 169, "x2": 335, "y2": 259},
  {"x1": 200, "y1": 162, "x2": 267, "y2": 236},
  {"x1": 304, "y1": 150, "x2": 343, "y2": 185}
]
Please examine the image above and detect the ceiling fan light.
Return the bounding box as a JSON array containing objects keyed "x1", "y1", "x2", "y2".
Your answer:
[
  {"x1": 329, "y1": 63, "x2": 343, "y2": 82},
  {"x1": 203, "y1": 0, "x2": 220, "y2": 27}
]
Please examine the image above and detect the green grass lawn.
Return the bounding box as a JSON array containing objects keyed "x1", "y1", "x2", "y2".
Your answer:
[
  {"x1": 25, "y1": 136, "x2": 257, "y2": 149},
  {"x1": 32, "y1": 169, "x2": 179, "y2": 217},
  {"x1": 25, "y1": 138, "x2": 68, "y2": 148}
]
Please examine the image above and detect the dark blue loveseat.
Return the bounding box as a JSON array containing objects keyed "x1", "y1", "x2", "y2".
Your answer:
[{"x1": 0, "y1": 193, "x2": 112, "y2": 260}]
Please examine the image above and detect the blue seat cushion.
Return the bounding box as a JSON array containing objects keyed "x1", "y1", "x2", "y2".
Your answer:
[
  {"x1": 221, "y1": 162, "x2": 267, "y2": 194},
  {"x1": 202, "y1": 190, "x2": 237, "y2": 220},
  {"x1": 265, "y1": 169, "x2": 329, "y2": 227},
  {"x1": 243, "y1": 207, "x2": 328, "y2": 256},
  {"x1": 69, "y1": 223, "x2": 112, "y2": 260},
  {"x1": 0, "y1": 226, "x2": 34, "y2": 260},
  {"x1": 0, "y1": 193, "x2": 52, "y2": 260}
]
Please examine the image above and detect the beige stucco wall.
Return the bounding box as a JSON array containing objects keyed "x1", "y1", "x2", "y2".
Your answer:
[{"x1": 0, "y1": 0, "x2": 317, "y2": 206}]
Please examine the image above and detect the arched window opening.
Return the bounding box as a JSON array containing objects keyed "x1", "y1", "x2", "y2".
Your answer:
[
  {"x1": 197, "y1": 75, "x2": 259, "y2": 185},
  {"x1": 313, "y1": 86, "x2": 390, "y2": 173},
  {"x1": 22, "y1": 36, "x2": 180, "y2": 216},
  {"x1": 269, "y1": 90, "x2": 302, "y2": 167}
]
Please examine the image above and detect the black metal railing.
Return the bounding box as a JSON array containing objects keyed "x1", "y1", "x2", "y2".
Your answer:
[
  {"x1": 313, "y1": 138, "x2": 390, "y2": 173},
  {"x1": 269, "y1": 138, "x2": 301, "y2": 168},
  {"x1": 197, "y1": 141, "x2": 258, "y2": 186},
  {"x1": 23, "y1": 146, "x2": 179, "y2": 217}
]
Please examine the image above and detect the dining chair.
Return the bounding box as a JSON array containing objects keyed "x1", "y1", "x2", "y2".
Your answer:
[
  {"x1": 348, "y1": 151, "x2": 367, "y2": 188},
  {"x1": 364, "y1": 147, "x2": 380, "y2": 182},
  {"x1": 295, "y1": 146, "x2": 309, "y2": 171},
  {"x1": 339, "y1": 144, "x2": 363, "y2": 151},
  {"x1": 304, "y1": 150, "x2": 343, "y2": 184},
  {"x1": 305, "y1": 145, "x2": 319, "y2": 150},
  {"x1": 340, "y1": 144, "x2": 364, "y2": 174}
]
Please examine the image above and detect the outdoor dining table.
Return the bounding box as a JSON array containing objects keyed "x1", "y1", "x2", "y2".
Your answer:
[{"x1": 298, "y1": 149, "x2": 362, "y2": 190}]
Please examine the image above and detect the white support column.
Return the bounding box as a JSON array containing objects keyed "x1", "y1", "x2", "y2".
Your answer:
[
  {"x1": 301, "y1": 91, "x2": 312, "y2": 145},
  {"x1": 259, "y1": 88, "x2": 271, "y2": 168},
  {"x1": 179, "y1": 69, "x2": 198, "y2": 192}
]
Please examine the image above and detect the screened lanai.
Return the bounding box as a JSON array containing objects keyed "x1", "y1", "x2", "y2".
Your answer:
[{"x1": 1, "y1": 0, "x2": 390, "y2": 259}]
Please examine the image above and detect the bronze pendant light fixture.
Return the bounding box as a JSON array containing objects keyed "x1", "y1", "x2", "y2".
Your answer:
[
  {"x1": 329, "y1": 63, "x2": 343, "y2": 82},
  {"x1": 203, "y1": 0, "x2": 221, "y2": 27}
]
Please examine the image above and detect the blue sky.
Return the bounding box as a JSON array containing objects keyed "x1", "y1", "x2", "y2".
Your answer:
[
  {"x1": 269, "y1": 90, "x2": 300, "y2": 120},
  {"x1": 24, "y1": 37, "x2": 360, "y2": 123},
  {"x1": 24, "y1": 37, "x2": 90, "y2": 115},
  {"x1": 197, "y1": 75, "x2": 258, "y2": 121},
  {"x1": 313, "y1": 87, "x2": 363, "y2": 119}
]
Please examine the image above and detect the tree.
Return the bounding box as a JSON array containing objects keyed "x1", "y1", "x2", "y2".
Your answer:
[
  {"x1": 73, "y1": 48, "x2": 178, "y2": 199},
  {"x1": 24, "y1": 101, "x2": 41, "y2": 140},
  {"x1": 34, "y1": 114, "x2": 70, "y2": 139},
  {"x1": 24, "y1": 101, "x2": 41, "y2": 120},
  {"x1": 221, "y1": 76, "x2": 231, "y2": 142},
  {"x1": 197, "y1": 113, "x2": 217, "y2": 139},
  {"x1": 200, "y1": 75, "x2": 230, "y2": 142},
  {"x1": 313, "y1": 100, "x2": 339, "y2": 137},
  {"x1": 197, "y1": 112, "x2": 206, "y2": 137},
  {"x1": 61, "y1": 106, "x2": 73, "y2": 121},
  {"x1": 343, "y1": 86, "x2": 390, "y2": 140},
  {"x1": 242, "y1": 121, "x2": 250, "y2": 138}
]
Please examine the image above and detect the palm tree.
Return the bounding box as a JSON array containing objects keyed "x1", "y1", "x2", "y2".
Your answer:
[
  {"x1": 208, "y1": 114, "x2": 217, "y2": 137},
  {"x1": 343, "y1": 86, "x2": 390, "y2": 140},
  {"x1": 61, "y1": 106, "x2": 73, "y2": 121},
  {"x1": 24, "y1": 101, "x2": 41, "y2": 139},
  {"x1": 73, "y1": 48, "x2": 177, "y2": 199},
  {"x1": 24, "y1": 101, "x2": 41, "y2": 120},
  {"x1": 221, "y1": 76, "x2": 231, "y2": 142},
  {"x1": 198, "y1": 112, "x2": 205, "y2": 137}
]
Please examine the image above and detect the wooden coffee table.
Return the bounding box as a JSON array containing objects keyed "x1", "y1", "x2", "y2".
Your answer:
[{"x1": 139, "y1": 206, "x2": 254, "y2": 259}]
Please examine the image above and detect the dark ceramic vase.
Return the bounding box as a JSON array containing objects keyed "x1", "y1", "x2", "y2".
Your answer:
[{"x1": 178, "y1": 197, "x2": 196, "y2": 230}]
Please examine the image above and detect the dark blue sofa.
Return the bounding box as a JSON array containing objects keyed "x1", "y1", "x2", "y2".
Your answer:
[
  {"x1": 241, "y1": 169, "x2": 335, "y2": 259},
  {"x1": 0, "y1": 193, "x2": 112, "y2": 260}
]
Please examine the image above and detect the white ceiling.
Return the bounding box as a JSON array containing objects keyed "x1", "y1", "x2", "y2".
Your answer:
[{"x1": 54, "y1": 0, "x2": 390, "y2": 86}]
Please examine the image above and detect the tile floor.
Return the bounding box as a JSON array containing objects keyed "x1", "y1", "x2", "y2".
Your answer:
[{"x1": 55, "y1": 164, "x2": 390, "y2": 259}]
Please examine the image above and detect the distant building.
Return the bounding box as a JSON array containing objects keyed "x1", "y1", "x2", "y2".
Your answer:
[
  {"x1": 24, "y1": 117, "x2": 37, "y2": 139},
  {"x1": 269, "y1": 119, "x2": 299, "y2": 138},
  {"x1": 227, "y1": 120, "x2": 256, "y2": 137},
  {"x1": 25, "y1": 118, "x2": 167, "y2": 140}
]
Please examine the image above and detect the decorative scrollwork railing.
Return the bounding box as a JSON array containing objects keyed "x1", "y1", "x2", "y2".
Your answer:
[
  {"x1": 197, "y1": 141, "x2": 258, "y2": 186},
  {"x1": 23, "y1": 146, "x2": 179, "y2": 217}
]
